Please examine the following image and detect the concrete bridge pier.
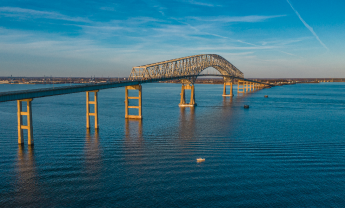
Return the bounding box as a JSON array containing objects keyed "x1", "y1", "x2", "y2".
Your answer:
[
  {"x1": 86, "y1": 90, "x2": 99, "y2": 129},
  {"x1": 237, "y1": 80, "x2": 245, "y2": 93},
  {"x1": 222, "y1": 80, "x2": 233, "y2": 97},
  {"x1": 179, "y1": 84, "x2": 196, "y2": 107},
  {"x1": 125, "y1": 85, "x2": 142, "y2": 119},
  {"x1": 17, "y1": 99, "x2": 33, "y2": 145}
]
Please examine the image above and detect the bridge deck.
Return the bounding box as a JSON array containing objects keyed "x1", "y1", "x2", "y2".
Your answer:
[{"x1": 0, "y1": 74, "x2": 265, "y2": 102}]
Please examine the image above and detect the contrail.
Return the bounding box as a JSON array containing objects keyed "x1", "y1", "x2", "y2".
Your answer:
[{"x1": 286, "y1": 0, "x2": 328, "y2": 50}]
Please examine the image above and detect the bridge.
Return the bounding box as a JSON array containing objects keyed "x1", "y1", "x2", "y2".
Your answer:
[{"x1": 0, "y1": 54, "x2": 270, "y2": 146}]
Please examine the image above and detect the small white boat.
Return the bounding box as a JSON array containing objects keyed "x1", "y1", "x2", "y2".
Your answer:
[{"x1": 197, "y1": 158, "x2": 205, "y2": 163}]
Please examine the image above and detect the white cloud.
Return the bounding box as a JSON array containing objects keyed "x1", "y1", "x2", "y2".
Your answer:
[
  {"x1": 192, "y1": 15, "x2": 286, "y2": 23},
  {"x1": 186, "y1": 0, "x2": 220, "y2": 7},
  {"x1": 0, "y1": 7, "x2": 90, "y2": 22}
]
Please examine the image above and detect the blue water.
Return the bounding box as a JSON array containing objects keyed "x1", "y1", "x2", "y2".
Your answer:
[{"x1": 1, "y1": 83, "x2": 345, "y2": 207}]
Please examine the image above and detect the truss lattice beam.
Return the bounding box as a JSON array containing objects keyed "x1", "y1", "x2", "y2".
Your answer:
[{"x1": 129, "y1": 54, "x2": 244, "y2": 80}]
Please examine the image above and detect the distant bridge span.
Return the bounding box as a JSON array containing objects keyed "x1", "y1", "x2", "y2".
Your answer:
[
  {"x1": 130, "y1": 54, "x2": 244, "y2": 80},
  {"x1": 0, "y1": 54, "x2": 270, "y2": 146}
]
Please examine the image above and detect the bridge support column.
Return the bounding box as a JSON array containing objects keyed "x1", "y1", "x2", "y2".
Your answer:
[
  {"x1": 86, "y1": 90, "x2": 99, "y2": 129},
  {"x1": 245, "y1": 81, "x2": 249, "y2": 92},
  {"x1": 125, "y1": 85, "x2": 142, "y2": 119},
  {"x1": 179, "y1": 84, "x2": 196, "y2": 107},
  {"x1": 222, "y1": 81, "x2": 233, "y2": 97},
  {"x1": 17, "y1": 99, "x2": 33, "y2": 145},
  {"x1": 237, "y1": 81, "x2": 245, "y2": 93}
]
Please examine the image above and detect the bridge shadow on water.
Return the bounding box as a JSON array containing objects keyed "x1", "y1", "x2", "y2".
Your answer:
[
  {"x1": 123, "y1": 119, "x2": 145, "y2": 165},
  {"x1": 13, "y1": 145, "x2": 43, "y2": 206},
  {"x1": 178, "y1": 107, "x2": 196, "y2": 140},
  {"x1": 84, "y1": 129, "x2": 102, "y2": 180},
  {"x1": 222, "y1": 96, "x2": 234, "y2": 106},
  {"x1": 125, "y1": 119, "x2": 143, "y2": 140}
]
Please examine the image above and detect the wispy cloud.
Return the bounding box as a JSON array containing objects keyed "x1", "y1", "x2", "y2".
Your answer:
[
  {"x1": 185, "y1": 0, "x2": 220, "y2": 7},
  {"x1": 237, "y1": 40, "x2": 257, "y2": 46},
  {"x1": 191, "y1": 15, "x2": 286, "y2": 23},
  {"x1": 99, "y1": 7, "x2": 116, "y2": 11},
  {"x1": 190, "y1": 45, "x2": 277, "y2": 51},
  {"x1": 257, "y1": 37, "x2": 311, "y2": 46},
  {"x1": 237, "y1": 39, "x2": 301, "y2": 57},
  {"x1": 286, "y1": 0, "x2": 328, "y2": 50},
  {"x1": 0, "y1": 7, "x2": 90, "y2": 23},
  {"x1": 141, "y1": 0, "x2": 167, "y2": 16}
]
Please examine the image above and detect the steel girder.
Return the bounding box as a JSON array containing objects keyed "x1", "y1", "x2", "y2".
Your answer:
[{"x1": 129, "y1": 54, "x2": 244, "y2": 80}]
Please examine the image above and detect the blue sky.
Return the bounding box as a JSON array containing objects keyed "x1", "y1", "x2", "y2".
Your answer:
[{"x1": 0, "y1": 0, "x2": 344, "y2": 78}]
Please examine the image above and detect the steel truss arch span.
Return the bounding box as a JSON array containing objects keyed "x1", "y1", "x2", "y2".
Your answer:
[{"x1": 129, "y1": 54, "x2": 244, "y2": 81}]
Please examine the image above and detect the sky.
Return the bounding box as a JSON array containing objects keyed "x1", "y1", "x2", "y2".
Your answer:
[{"x1": 0, "y1": 0, "x2": 344, "y2": 78}]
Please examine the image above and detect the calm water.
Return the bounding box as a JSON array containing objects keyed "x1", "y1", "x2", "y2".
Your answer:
[{"x1": 1, "y1": 83, "x2": 345, "y2": 207}]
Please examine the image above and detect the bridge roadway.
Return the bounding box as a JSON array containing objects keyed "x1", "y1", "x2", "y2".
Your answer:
[{"x1": 0, "y1": 74, "x2": 266, "y2": 102}]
